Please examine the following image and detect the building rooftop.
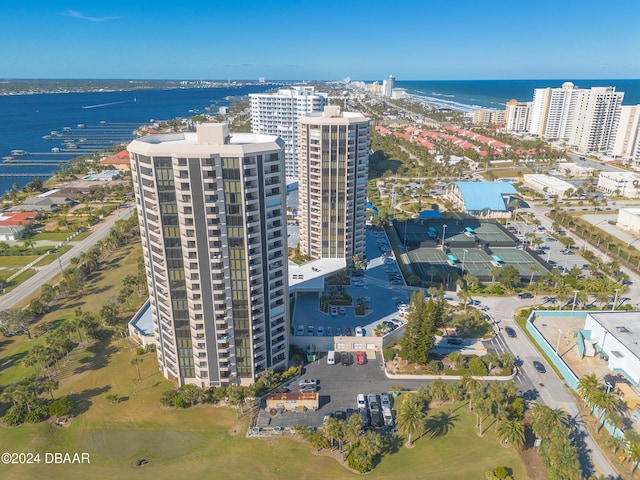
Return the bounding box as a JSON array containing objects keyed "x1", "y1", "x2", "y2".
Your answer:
[
  {"x1": 448, "y1": 181, "x2": 517, "y2": 212},
  {"x1": 588, "y1": 312, "x2": 640, "y2": 359},
  {"x1": 288, "y1": 258, "x2": 346, "y2": 293}
]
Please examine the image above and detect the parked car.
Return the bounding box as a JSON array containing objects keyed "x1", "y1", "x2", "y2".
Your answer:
[
  {"x1": 446, "y1": 337, "x2": 464, "y2": 346},
  {"x1": 339, "y1": 306, "x2": 346, "y2": 315},
  {"x1": 306, "y1": 325, "x2": 315, "y2": 336},
  {"x1": 356, "y1": 351, "x2": 366, "y2": 365},
  {"x1": 316, "y1": 326, "x2": 325, "y2": 336},
  {"x1": 380, "y1": 393, "x2": 392, "y2": 410},
  {"x1": 299, "y1": 378, "x2": 318, "y2": 387},
  {"x1": 341, "y1": 352, "x2": 352, "y2": 366},
  {"x1": 505, "y1": 327, "x2": 517, "y2": 338},
  {"x1": 518, "y1": 292, "x2": 533, "y2": 299},
  {"x1": 355, "y1": 326, "x2": 364, "y2": 337},
  {"x1": 357, "y1": 394, "x2": 367, "y2": 410},
  {"x1": 533, "y1": 361, "x2": 546, "y2": 373},
  {"x1": 296, "y1": 325, "x2": 304, "y2": 336},
  {"x1": 300, "y1": 385, "x2": 317, "y2": 393}
]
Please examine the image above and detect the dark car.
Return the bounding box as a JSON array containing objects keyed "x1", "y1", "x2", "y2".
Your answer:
[
  {"x1": 533, "y1": 361, "x2": 546, "y2": 373},
  {"x1": 518, "y1": 292, "x2": 533, "y2": 299},
  {"x1": 446, "y1": 337, "x2": 464, "y2": 346},
  {"x1": 341, "y1": 352, "x2": 352, "y2": 366},
  {"x1": 505, "y1": 327, "x2": 517, "y2": 338}
]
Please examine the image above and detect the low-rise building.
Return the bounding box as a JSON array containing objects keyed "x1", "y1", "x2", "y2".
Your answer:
[
  {"x1": 556, "y1": 162, "x2": 594, "y2": 178},
  {"x1": 597, "y1": 171, "x2": 640, "y2": 197},
  {"x1": 445, "y1": 181, "x2": 517, "y2": 218},
  {"x1": 616, "y1": 208, "x2": 640, "y2": 234},
  {"x1": 473, "y1": 109, "x2": 505, "y2": 126},
  {"x1": 523, "y1": 174, "x2": 575, "y2": 198},
  {"x1": 100, "y1": 150, "x2": 131, "y2": 172}
]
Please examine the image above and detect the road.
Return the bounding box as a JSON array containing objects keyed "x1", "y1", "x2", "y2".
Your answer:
[{"x1": 0, "y1": 206, "x2": 135, "y2": 311}]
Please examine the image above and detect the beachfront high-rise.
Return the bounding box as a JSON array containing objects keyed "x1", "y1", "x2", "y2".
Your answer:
[
  {"x1": 504, "y1": 100, "x2": 532, "y2": 133},
  {"x1": 128, "y1": 124, "x2": 289, "y2": 387},
  {"x1": 250, "y1": 86, "x2": 327, "y2": 179},
  {"x1": 527, "y1": 82, "x2": 625, "y2": 154},
  {"x1": 612, "y1": 105, "x2": 640, "y2": 165},
  {"x1": 383, "y1": 75, "x2": 395, "y2": 98},
  {"x1": 298, "y1": 106, "x2": 369, "y2": 261},
  {"x1": 569, "y1": 87, "x2": 624, "y2": 153}
]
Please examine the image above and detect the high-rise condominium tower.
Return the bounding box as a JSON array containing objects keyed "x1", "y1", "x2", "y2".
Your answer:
[
  {"x1": 298, "y1": 106, "x2": 369, "y2": 261},
  {"x1": 250, "y1": 86, "x2": 327, "y2": 179},
  {"x1": 128, "y1": 123, "x2": 289, "y2": 387}
]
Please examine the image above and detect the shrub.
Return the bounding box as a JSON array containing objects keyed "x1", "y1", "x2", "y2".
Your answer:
[
  {"x1": 469, "y1": 356, "x2": 488, "y2": 376},
  {"x1": 172, "y1": 396, "x2": 185, "y2": 408},
  {"x1": 136, "y1": 347, "x2": 145, "y2": 355},
  {"x1": 3, "y1": 405, "x2": 25, "y2": 426},
  {"x1": 160, "y1": 389, "x2": 179, "y2": 407},
  {"x1": 144, "y1": 344, "x2": 156, "y2": 353},
  {"x1": 49, "y1": 397, "x2": 76, "y2": 417},
  {"x1": 383, "y1": 347, "x2": 396, "y2": 362}
]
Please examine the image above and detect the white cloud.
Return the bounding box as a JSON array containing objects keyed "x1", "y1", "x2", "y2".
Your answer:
[{"x1": 65, "y1": 10, "x2": 121, "y2": 22}]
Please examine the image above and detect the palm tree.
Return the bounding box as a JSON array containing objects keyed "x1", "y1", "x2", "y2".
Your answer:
[
  {"x1": 531, "y1": 404, "x2": 566, "y2": 439},
  {"x1": 359, "y1": 430, "x2": 383, "y2": 457},
  {"x1": 528, "y1": 264, "x2": 539, "y2": 284},
  {"x1": 489, "y1": 266, "x2": 502, "y2": 285},
  {"x1": 626, "y1": 440, "x2": 640, "y2": 475},
  {"x1": 130, "y1": 357, "x2": 143, "y2": 381},
  {"x1": 496, "y1": 418, "x2": 525, "y2": 449},
  {"x1": 40, "y1": 377, "x2": 59, "y2": 401},
  {"x1": 396, "y1": 394, "x2": 426, "y2": 447},
  {"x1": 461, "y1": 375, "x2": 483, "y2": 410},
  {"x1": 475, "y1": 396, "x2": 493, "y2": 436},
  {"x1": 577, "y1": 373, "x2": 601, "y2": 409}
]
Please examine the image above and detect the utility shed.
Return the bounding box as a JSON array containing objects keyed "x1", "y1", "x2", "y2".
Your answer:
[{"x1": 266, "y1": 392, "x2": 319, "y2": 412}]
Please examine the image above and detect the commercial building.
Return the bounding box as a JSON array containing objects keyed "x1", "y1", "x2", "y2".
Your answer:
[
  {"x1": 444, "y1": 181, "x2": 518, "y2": 218},
  {"x1": 612, "y1": 105, "x2": 640, "y2": 164},
  {"x1": 504, "y1": 100, "x2": 532, "y2": 133},
  {"x1": 250, "y1": 86, "x2": 328, "y2": 179},
  {"x1": 616, "y1": 208, "x2": 640, "y2": 234},
  {"x1": 555, "y1": 162, "x2": 594, "y2": 178},
  {"x1": 298, "y1": 106, "x2": 369, "y2": 261},
  {"x1": 597, "y1": 171, "x2": 640, "y2": 198},
  {"x1": 523, "y1": 174, "x2": 575, "y2": 198},
  {"x1": 128, "y1": 123, "x2": 289, "y2": 387},
  {"x1": 583, "y1": 312, "x2": 640, "y2": 386}
]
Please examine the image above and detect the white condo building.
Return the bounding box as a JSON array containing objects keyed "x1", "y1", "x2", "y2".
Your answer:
[
  {"x1": 383, "y1": 75, "x2": 395, "y2": 98},
  {"x1": 504, "y1": 100, "x2": 532, "y2": 133},
  {"x1": 569, "y1": 87, "x2": 624, "y2": 153},
  {"x1": 298, "y1": 106, "x2": 370, "y2": 261},
  {"x1": 128, "y1": 123, "x2": 289, "y2": 387},
  {"x1": 250, "y1": 86, "x2": 328, "y2": 179},
  {"x1": 529, "y1": 82, "x2": 580, "y2": 139},
  {"x1": 612, "y1": 105, "x2": 640, "y2": 164},
  {"x1": 597, "y1": 171, "x2": 640, "y2": 198}
]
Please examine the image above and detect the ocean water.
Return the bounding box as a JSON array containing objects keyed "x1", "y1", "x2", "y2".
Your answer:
[
  {"x1": 397, "y1": 79, "x2": 640, "y2": 113},
  {"x1": 0, "y1": 84, "x2": 273, "y2": 194}
]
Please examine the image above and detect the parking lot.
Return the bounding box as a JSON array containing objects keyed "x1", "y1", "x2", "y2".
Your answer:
[{"x1": 255, "y1": 347, "x2": 465, "y2": 429}]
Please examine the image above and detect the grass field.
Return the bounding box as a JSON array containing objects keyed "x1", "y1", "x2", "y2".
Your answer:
[{"x1": 0, "y1": 241, "x2": 529, "y2": 480}]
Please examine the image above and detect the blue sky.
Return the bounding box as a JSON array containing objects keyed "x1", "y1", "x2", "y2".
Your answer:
[{"x1": 1, "y1": 0, "x2": 639, "y2": 80}]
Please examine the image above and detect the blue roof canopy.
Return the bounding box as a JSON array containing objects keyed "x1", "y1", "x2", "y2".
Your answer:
[
  {"x1": 419, "y1": 210, "x2": 443, "y2": 219},
  {"x1": 448, "y1": 182, "x2": 517, "y2": 211}
]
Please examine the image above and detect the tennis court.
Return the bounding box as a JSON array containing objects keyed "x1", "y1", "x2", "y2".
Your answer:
[
  {"x1": 406, "y1": 248, "x2": 454, "y2": 278},
  {"x1": 394, "y1": 221, "x2": 433, "y2": 245},
  {"x1": 448, "y1": 247, "x2": 494, "y2": 278},
  {"x1": 492, "y1": 248, "x2": 547, "y2": 278}
]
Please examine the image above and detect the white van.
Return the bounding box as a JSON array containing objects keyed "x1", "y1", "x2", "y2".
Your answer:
[{"x1": 327, "y1": 350, "x2": 336, "y2": 365}]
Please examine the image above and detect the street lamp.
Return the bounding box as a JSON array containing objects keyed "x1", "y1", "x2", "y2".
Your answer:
[
  {"x1": 462, "y1": 249, "x2": 468, "y2": 274},
  {"x1": 612, "y1": 288, "x2": 620, "y2": 311},
  {"x1": 572, "y1": 290, "x2": 579, "y2": 311},
  {"x1": 441, "y1": 224, "x2": 447, "y2": 250}
]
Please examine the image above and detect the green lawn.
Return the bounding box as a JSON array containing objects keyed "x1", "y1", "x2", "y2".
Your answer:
[
  {"x1": 0, "y1": 241, "x2": 530, "y2": 480},
  {"x1": 35, "y1": 232, "x2": 78, "y2": 242},
  {"x1": 0, "y1": 256, "x2": 40, "y2": 267}
]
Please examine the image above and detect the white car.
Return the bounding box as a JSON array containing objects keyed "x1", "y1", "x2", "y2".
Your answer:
[
  {"x1": 316, "y1": 326, "x2": 325, "y2": 336},
  {"x1": 298, "y1": 378, "x2": 318, "y2": 387},
  {"x1": 296, "y1": 325, "x2": 304, "y2": 336},
  {"x1": 355, "y1": 326, "x2": 364, "y2": 337},
  {"x1": 357, "y1": 394, "x2": 367, "y2": 410}
]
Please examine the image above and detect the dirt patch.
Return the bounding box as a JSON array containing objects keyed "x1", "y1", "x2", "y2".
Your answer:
[{"x1": 228, "y1": 422, "x2": 243, "y2": 436}]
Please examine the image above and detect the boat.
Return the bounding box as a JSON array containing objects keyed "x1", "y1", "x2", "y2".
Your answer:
[
  {"x1": 2, "y1": 156, "x2": 15, "y2": 163},
  {"x1": 65, "y1": 143, "x2": 78, "y2": 149},
  {"x1": 42, "y1": 135, "x2": 52, "y2": 140},
  {"x1": 78, "y1": 138, "x2": 88, "y2": 143},
  {"x1": 63, "y1": 126, "x2": 71, "y2": 132},
  {"x1": 11, "y1": 149, "x2": 27, "y2": 156},
  {"x1": 51, "y1": 147, "x2": 60, "y2": 153},
  {"x1": 77, "y1": 123, "x2": 85, "y2": 129},
  {"x1": 100, "y1": 120, "x2": 107, "y2": 125}
]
